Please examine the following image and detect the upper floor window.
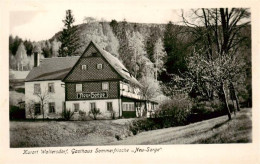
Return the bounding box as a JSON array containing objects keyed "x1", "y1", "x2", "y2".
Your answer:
[
  {"x1": 82, "y1": 65, "x2": 87, "y2": 70},
  {"x1": 76, "y1": 84, "x2": 82, "y2": 92},
  {"x1": 97, "y1": 64, "x2": 103, "y2": 70},
  {"x1": 102, "y1": 82, "x2": 109, "y2": 90},
  {"x1": 48, "y1": 83, "x2": 55, "y2": 93},
  {"x1": 92, "y1": 52, "x2": 98, "y2": 57},
  {"x1": 49, "y1": 102, "x2": 55, "y2": 113},
  {"x1": 34, "y1": 84, "x2": 41, "y2": 94}
]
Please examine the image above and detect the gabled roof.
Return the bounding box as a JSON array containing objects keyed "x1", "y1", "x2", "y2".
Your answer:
[
  {"x1": 25, "y1": 41, "x2": 142, "y2": 87},
  {"x1": 91, "y1": 42, "x2": 142, "y2": 87},
  {"x1": 25, "y1": 57, "x2": 79, "y2": 82}
]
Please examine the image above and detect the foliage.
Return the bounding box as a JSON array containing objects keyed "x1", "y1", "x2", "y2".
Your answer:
[
  {"x1": 62, "y1": 108, "x2": 74, "y2": 121},
  {"x1": 153, "y1": 38, "x2": 167, "y2": 80},
  {"x1": 26, "y1": 100, "x2": 37, "y2": 119},
  {"x1": 129, "y1": 98, "x2": 192, "y2": 135},
  {"x1": 139, "y1": 76, "x2": 161, "y2": 100},
  {"x1": 15, "y1": 43, "x2": 28, "y2": 71},
  {"x1": 9, "y1": 35, "x2": 22, "y2": 55},
  {"x1": 58, "y1": 10, "x2": 81, "y2": 56},
  {"x1": 34, "y1": 88, "x2": 50, "y2": 120},
  {"x1": 88, "y1": 108, "x2": 101, "y2": 120},
  {"x1": 78, "y1": 110, "x2": 87, "y2": 121},
  {"x1": 10, "y1": 105, "x2": 25, "y2": 120},
  {"x1": 162, "y1": 22, "x2": 188, "y2": 82},
  {"x1": 156, "y1": 99, "x2": 192, "y2": 123},
  {"x1": 146, "y1": 26, "x2": 161, "y2": 63}
]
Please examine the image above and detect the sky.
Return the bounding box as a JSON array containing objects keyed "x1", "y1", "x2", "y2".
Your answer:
[{"x1": 9, "y1": 0, "x2": 184, "y2": 41}]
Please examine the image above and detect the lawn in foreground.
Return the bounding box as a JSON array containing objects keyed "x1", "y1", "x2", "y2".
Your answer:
[
  {"x1": 109, "y1": 108, "x2": 252, "y2": 145},
  {"x1": 10, "y1": 119, "x2": 133, "y2": 148},
  {"x1": 10, "y1": 108, "x2": 251, "y2": 147}
]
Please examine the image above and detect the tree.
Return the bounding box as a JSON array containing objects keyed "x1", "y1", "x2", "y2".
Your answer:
[
  {"x1": 9, "y1": 51, "x2": 16, "y2": 70},
  {"x1": 153, "y1": 38, "x2": 167, "y2": 80},
  {"x1": 35, "y1": 87, "x2": 50, "y2": 120},
  {"x1": 24, "y1": 40, "x2": 33, "y2": 56},
  {"x1": 180, "y1": 8, "x2": 251, "y2": 119},
  {"x1": 181, "y1": 8, "x2": 250, "y2": 59},
  {"x1": 15, "y1": 42, "x2": 28, "y2": 71},
  {"x1": 58, "y1": 9, "x2": 81, "y2": 56},
  {"x1": 42, "y1": 40, "x2": 52, "y2": 58},
  {"x1": 51, "y1": 38, "x2": 61, "y2": 57},
  {"x1": 162, "y1": 22, "x2": 188, "y2": 82},
  {"x1": 146, "y1": 26, "x2": 161, "y2": 63},
  {"x1": 9, "y1": 35, "x2": 22, "y2": 55},
  {"x1": 102, "y1": 22, "x2": 120, "y2": 58},
  {"x1": 139, "y1": 76, "x2": 161, "y2": 100},
  {"x1": 128, "y1": 31, "x2": 147, "y2": 79}
]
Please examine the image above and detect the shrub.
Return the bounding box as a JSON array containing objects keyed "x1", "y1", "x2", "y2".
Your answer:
[
  {"x1": 62, "y1": 108, "x2": 74, "y2": 121},
  {"x1": 156, "y1": 99, "x2": 192, "y2": 125},
  {"x1": 88, "y1": 108, "x2": 101, "y2": 120},
  {"x1": 10, "y1": 105, "x2": 25, "y2": 120},
  {"x1": 188, "y1": 100, "x2": 227, "y2": 123},
  {"x1": 79, "y1": 110, "x2": 87, "y2": 121},
  {"x1": 15, "y1": 88, "x2": 25, "y2": 94},
  {"x1": 128, "y1": 99, "x2": 192, "y2": 135}
]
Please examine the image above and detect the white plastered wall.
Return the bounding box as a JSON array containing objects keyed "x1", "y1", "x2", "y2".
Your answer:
[
  {"x1": 25, "y1": 80, "x2": 65, "y2": 119},
  {"x1": 66, "y1": 99, "x2": 120, "y2": 120}
]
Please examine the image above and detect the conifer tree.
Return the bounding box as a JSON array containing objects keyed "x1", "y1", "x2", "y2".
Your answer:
[{"x1": 58, "y1": 10, "x2": 81, "y2": 56}]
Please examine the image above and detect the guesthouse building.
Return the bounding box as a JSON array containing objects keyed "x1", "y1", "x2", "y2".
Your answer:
[{"x1": 25, "y1": 41, "x2": 158, "y2": 120}]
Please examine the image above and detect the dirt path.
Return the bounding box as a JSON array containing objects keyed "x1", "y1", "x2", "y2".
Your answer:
[{"x1": 108, "y1": 108, "x2": 252, "y2": 145}]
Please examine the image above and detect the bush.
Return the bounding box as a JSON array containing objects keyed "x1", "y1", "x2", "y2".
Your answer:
[
  {"x1": 188, "y1": 100, "x2": 227, "y2": 123},
  {"x1": 156, "y1": 99, "x2": 192, "y2": 125},
  {"x1": 10, "y1": 105, "x2": 25, "y2": 120},
  {"x1": 79, "y1": 110, "x2": 87, "y2": 121},
  {"x1": 88, "y1": 108, "x2": 101, "y2": 120},
  {"x1": 128, "y1": 99, "x2": 192, "y2": 135},
  {"x1": 15, "y1": 88, "x2": 25, "y2": 94},
  {"x1": 62, "y1": 109, "x2": 74, "y2": 121}
]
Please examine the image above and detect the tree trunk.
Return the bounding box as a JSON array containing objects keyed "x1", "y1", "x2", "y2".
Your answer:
[
  {"x1": 221, "y1": 82, "x2": 232, "y2": 120},
  {"x1": 231, "y1": 82, "x2": 240, "y2": 112}
]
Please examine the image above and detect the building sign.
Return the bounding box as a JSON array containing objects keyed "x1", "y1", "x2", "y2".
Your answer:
[{"x1": 77, "y1": 92, "x2": 108, "y2": 99}]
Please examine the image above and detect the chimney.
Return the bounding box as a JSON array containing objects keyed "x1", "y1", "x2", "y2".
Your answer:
[{"x1": 34, "y1": 52, "x2": 40, "y2": 67}]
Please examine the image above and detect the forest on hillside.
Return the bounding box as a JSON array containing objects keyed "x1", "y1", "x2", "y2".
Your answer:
[{"x1": 9, "y1": 9, "x2": 252, "y2": 120}]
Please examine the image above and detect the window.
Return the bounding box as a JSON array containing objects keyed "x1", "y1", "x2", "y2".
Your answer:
[
  {"x1": 122, "y1": 103, "x2": 135, "y2": 111},
  {"x1": 90, "y1": 102, "x2": 96, "y2": 110},
  {"x1": 102, "y1": 82, "x2": 109, "y2": 90},
  {"x1": 49, "y1": 102, "x2": 55, "y2": 113},
  {"x1": 34, "y1": 103, "x2": 41, "y2": 115},
  {"x1": 107, "y1": 102, "x2": 113, "y2": 111},
  {"x1": 97, "y1": 64, "x2": 103, "y2": 70},
  {"x1": 34, "y1": 84, "x2": 41, "y2": 94},
  {"x1": 92, "y1": 52, "x2": 98, "y2": 57},
  {"x1": 76, "y1": 84, "x2": 82, "y2": 92},
  {"x1": 82, "y1": 65, "x2": 87, "y2": 70},
  {"x1": 74, "y1": 103, "x2": 79, "y2": 112},
  {"x1": 48, "y1": 83, "x2": 55, "y2": 93}
]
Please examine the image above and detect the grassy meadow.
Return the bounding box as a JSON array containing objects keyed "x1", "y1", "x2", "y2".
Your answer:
[{"x1": 10, "y1": 108, "x2": 251, "y2": 147}]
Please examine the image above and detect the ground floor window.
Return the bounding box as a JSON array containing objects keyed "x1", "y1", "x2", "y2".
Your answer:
[
  {"x1": 122, "y1": 102, "x2": 135, "y2": 111},
  {"x1": 107, "y1": 102, "x2": 113, "y2": 111},
  {"x1": 34, "y1": 103, "x2": 41, "y2": 115},
  {"x1": 74, "y1": 103, "x2": 79, "y2": 112},
  {"x1": 90, "y1": 102, "x2": 96, "y2": 110},
  {"x1": 49, "y1": 102, "x2": 55, "y2": 113}
]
